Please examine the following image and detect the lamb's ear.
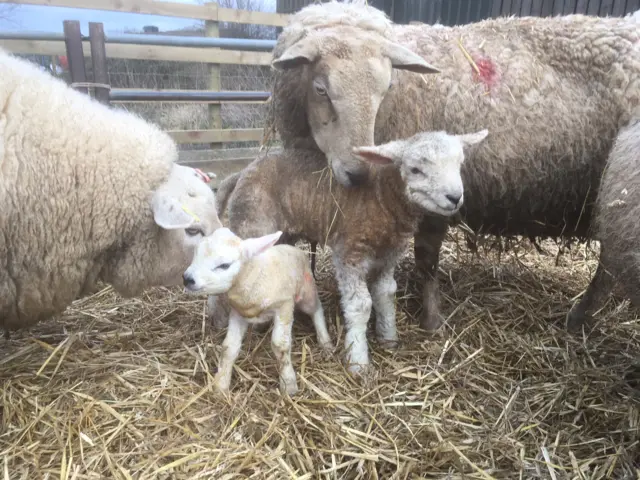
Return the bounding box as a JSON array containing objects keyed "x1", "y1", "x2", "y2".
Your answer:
[
  {"x1": 353, "y1": 141, "x2": 404, "y2": 166},
  {"x1": 240, "y1": 231, "x2": 283, "y2": 260},
  {"x1": 382, "y1": 40, "x2": 440, "y2": 74},
  {"x1": 151, "y1": 194, "x2": 197, "y2": 230},
  {"x1": 272, "y1": 37, "x2": 319, "y2": 70},
  {"x1": 457, "y1": 129, "x2": 489, "y2": 149}
]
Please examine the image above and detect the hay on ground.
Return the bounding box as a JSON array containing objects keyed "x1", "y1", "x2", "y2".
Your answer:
[{"x1": 1, "y1": 228, "x2": 639, "y2": 479}]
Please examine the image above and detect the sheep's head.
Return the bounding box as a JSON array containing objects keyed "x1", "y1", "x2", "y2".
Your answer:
[
  {"x1": 104, "y1": 164, "x2": 222, "y2": 296},
  {"x1": 353, "y1": 129, "x2": 489, "y2": 216},
  {"x1": 272, "y1": 28, "x2": 439, "y2": 188},
  {"x1": 183, "y1": 228, "x2": 283, "y2": 296}
]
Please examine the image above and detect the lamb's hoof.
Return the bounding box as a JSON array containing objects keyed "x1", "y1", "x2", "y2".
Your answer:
[
  {"x1": 377, "y1": 337, "x2": 400, "y2": 350},
  {"x1": 347, "y1": 361, "x2": 374, "y2": 377},
  {"x1": 214, "y1": 383, "x2": 232, "y2": 398},
  {"x1": 419, "y1": 311, "x2": 444, "y2": 332},
  {"x1": 566, "y1": 307, "x2": 592, "y2": 333},
  {"x1": 318, "y1": 342, "x2": 336, "y2": 360},
  {"x1": 348, "y1": 363, "x2": 377, "y2": 387},
  {"x1": 280, "y1": 382, "x2": 299, "y2": 396}
]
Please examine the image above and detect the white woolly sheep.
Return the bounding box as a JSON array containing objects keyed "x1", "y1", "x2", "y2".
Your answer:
[
  {"x1": 0, "y1": 49, "x2": 222, "y2": 334},
  {"x1": 567, "y1": 117, "x2": 640, "y2": 330},
  {"x1": 210, "y1": 129, "x2": 488, "y2": 375},
  {"x1": 267, "y1": 0, "x2": 640, "y2": 332},
  {"x1": 183, "y1": 227, "x2": 333, "y2": 394}
]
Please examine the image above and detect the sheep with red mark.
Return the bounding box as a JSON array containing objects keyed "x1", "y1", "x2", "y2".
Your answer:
[{"x1": 265, "y1": 0, "x2": 640, "y2": 332}]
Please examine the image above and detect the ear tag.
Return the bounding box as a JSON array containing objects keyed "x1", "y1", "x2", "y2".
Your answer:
[{"x1": 181, "y1": 204, "x2": 201, "y2": 223}]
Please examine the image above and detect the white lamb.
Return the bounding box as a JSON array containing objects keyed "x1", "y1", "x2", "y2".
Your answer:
[
  {"x1": 210, "y1": 128, "x2": 488, "y2": 375},
  {"x1": 0, "y1": 49, "x2": 222, "y2": 334},
  {"x1": 183, "y1": 228, "x2": 333, "y2": 395}
]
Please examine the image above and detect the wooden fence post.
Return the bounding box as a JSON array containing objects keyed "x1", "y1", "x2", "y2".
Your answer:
[
  {"x1": 89, "y1": 22, "x2": 110, "y2": 105},
  {"x1": 63, "y1": 20, "x2": 87, "y2": 94},
  {"x1": 206, "y1": 2, "x2": 222, "y2": 150}
]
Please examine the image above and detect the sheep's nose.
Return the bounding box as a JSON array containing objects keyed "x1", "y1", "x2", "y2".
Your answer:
[
  {"x1": 183, "y1": 273, "x2": 195, "y2": 287},
  {"x1": 445, "y1": 193, "x2": 462, "y2": 207}
]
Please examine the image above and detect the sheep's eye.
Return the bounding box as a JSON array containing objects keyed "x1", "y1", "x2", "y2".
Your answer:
[
  {"x1": 185, "y1": 227, "x2": 202, "y2": 236},
  {"x1": 314, "y1": 83, "x2": 328, "y2": 96},
  {"x1": 411, "y1": 167, "x2": 422, "y2": 175},
  {"x1": 217, "y1": 263, "x2": 231, "y2": 270}
]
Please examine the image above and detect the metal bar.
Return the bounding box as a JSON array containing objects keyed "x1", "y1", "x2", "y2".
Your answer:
[
  {"x1": 63, "y1": 20, "x2": 87, "y2": 94},
  {"x1": 108, "y1": 89, "x2": 271, "y2": 103},
  {"x1": 89, "y1": 22, "x2": 109, "y2": 104},
  {"x1": 0, "y1": 30, "x2": 276, "y2": 51}
]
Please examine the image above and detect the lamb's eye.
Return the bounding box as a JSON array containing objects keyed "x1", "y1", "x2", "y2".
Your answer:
[
  {"x1": 411, "y1": 167, "x2": 422, "y2": 175},
  {"x1": 185, "y1": 227, "x2": 202, "y2": 236},
  {"x1": 217, "y1": 263, "x2": 231, "y2": 270}
]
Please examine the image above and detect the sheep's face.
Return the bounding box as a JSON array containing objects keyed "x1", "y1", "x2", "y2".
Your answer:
[
  {"x1": 107, "y1": 164, "x2": 221, "y2": 296},
  {"x1": 354, "y1": 129, "x2": 489, "y2": 217},
  {"x1": 272, "y1": 29, "x2": 439, "y2": 188},
  {"x1": 183, "y1": 228, "x2": 282, "y2": 296}
]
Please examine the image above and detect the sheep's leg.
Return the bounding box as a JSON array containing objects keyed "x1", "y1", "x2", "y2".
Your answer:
[
  {"x1": 413, "y1": 216, "x2": 448, "y2": 331},
  {"x1": 296, "y1": 268, "x2": 333, "y2": 352},
  {"x1": 566, "y1": 255, "x2": 615, "y2": 332},
  {"x1": 370, "y1": 264, "x2": 399, "y2": 349},
  {"x1": 214, "y1": 309, "x2": 249, "y2": 393},
  {"x1": 333, "y1": 258, "x2": 372, "y2": 375},
  {"x1": 271, "y1": 303, "x2": 298, "y2": 395},
  {"x1": 207, "y1": 293, "x2": 231, "y2": 330}
]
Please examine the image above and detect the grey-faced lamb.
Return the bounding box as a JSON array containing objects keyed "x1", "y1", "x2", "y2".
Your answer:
[
  {"x1": 183, "y1": 227, "x2": 333, "y2": 394},
  {"x1": 0, "y1": 49, "x2": 222, "y2": 334},
  {"x1": 267, "y1": 0, "x2": 640, "y2": 332},
  {"x1": 211, "y1": 128, "x2": 488, "y2": 374},
  {"x1": 567, "y1": 117, "x2": 640, "y2": 330}
]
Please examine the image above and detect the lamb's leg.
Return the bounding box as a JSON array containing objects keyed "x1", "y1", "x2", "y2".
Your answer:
[
  {"x1": 214, "y1": 309, "x2": 249, "y2": 393},
  {"x1": 566, "y1": 255, "x2": 615, "y2": 332},
  {"x1": 370, "y1": 263, "x2": 399, "y2": 349},
  {"x1": 296, "y1": 268, "x2": 333, "y2": 352},
  {"x1": 207, "y1": 293, "x2": 231, "y2": 330},
  {"x1": 334, "y1": 258, "x2": 373, "y2": 375},
  {"x1": 414, "y1": 216, "x2": 448, "y2": 331},
  {"x1": 271, "y1": 302, "x2": 298, "y2": 395}
]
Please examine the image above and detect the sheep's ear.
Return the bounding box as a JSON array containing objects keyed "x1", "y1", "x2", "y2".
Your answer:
[
  {"x1": 457, "y1": 129, "x2": 489, "y2": 149},
  {"x1": 240, "y1": 231, "x2": 283, "y2": 260},
  {"x1": 382, "y1": 40, "x2": 440, "y2": 74},
  {"x1": 272, "y1": 38, "x2": 319, "y2": 70},
  {"x1": 152, "y1": 194, "x2": 197, "y2": 230},
  {"x1": 353, "y1": 141, "x2": 403, "y2": 166}
]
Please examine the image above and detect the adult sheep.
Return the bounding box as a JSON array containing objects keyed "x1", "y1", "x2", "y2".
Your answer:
[
  {"x1": 266, "y1": 0, "x2": 640, "y2": 331},
  {"x1": 0, "y1": 49, "x2": 222, "y2": 334},
  {"x1": 567, "y1": 117, "x2": 640, "y2": 328}
]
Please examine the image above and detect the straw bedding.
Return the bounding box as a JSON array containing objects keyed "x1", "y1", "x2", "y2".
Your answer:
[{"x1": 1, "y1": 228, "x2": 638, "y2": 479}]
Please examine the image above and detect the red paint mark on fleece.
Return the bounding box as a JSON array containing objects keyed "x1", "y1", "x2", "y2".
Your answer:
[{"x1": 472, "y1": 56, "x2": 499, "y2": 91}]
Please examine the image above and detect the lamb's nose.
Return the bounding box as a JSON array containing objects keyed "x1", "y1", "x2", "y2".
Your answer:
[
  {"x1": 183, "y1": 273, "x2": 195, "y2": 287},
  {"x1": 445, "y1": 193, "x2": 462, "y2": 207}
]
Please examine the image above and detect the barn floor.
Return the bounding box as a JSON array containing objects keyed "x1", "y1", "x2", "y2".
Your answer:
[{"x1": 1, "y1": 229, "x2": 639, "y2": 479}]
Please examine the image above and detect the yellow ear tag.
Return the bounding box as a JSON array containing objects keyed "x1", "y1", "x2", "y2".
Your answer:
[{"x1": 181, "y1": 204, "x2": 201, "y2": 223}]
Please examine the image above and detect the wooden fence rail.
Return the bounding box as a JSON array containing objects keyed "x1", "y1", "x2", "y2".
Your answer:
[{"x1": 3, "y1": 0, "x2": 290, "y2": 26}]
